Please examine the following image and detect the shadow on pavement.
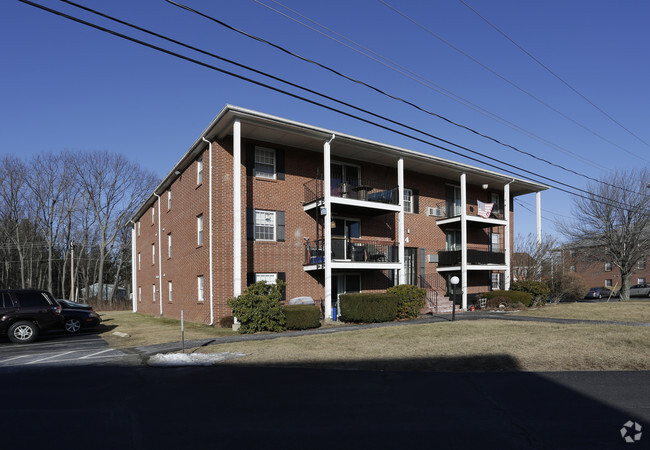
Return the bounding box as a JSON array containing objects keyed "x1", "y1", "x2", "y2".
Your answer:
[{"x1": 1, "y1": 354, "x2": 647, "y2": 449}]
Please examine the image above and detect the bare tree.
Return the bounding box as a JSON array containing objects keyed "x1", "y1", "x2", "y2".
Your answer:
[
  {"x1": 69, "y1": 150, "x2": 158, "y2": 301},
  {"x1": 513, "y1": 233, "x2": 558, "y2": 282},
  {"x1": 558, "y1": 169, "x2": 650, "y2": 300}
]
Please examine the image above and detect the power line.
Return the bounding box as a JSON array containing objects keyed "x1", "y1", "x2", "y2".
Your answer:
[
  {"x1": 378, "y1": 0, "x2": 650, "y2": 164},
  {"x1": 17, "y1": 0, "x2": 621, "y2": 208},
  {"x1": 457, "y1": 0, "x2": 650, "y2": 151},
  {"x1": 255, "y1": 0, "x2": 608, "y2": 172},
  {"x1": 165, "y1": 0, "x2": 629, "y2": 194}
]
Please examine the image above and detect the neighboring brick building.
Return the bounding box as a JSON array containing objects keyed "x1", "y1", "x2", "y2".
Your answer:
[
  {"x1": 559, "y1": 246, "x2": 649, "y2": 294},
  {"x1": 130, "y1": 105, "x2": 548, "y2": 325}
]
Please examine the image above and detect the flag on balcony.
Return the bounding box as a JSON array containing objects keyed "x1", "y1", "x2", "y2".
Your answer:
[{"x1": 478, "y1": 200, "x2": 494, "y2": 219}]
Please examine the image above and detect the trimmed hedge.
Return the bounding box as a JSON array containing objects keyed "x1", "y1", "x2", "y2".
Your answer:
[
  {"x1": 284, "y1": 305, "x2": 321, "y2": 330},
  {"x1": 387, "y1": 285, "x2": 426, "y2": 320},
  {"x1": 482, "y1": 290, "x2": 533, "y2": 307},
  {"x1": 339, "y1": 293, "x2": 398, "y2": 323}
]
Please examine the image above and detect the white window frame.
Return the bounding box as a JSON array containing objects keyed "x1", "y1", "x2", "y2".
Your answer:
[
  {"x1": 167, "y1": 233, "x2": 172, "y2": 258},
  {"x1": 605, "y1": 262, "x2": 612, "y2": 272},
  {"x1": 197, "y1": 275, "x2": 205, "y2": 302},
  {"x1": 605, "y1": 279, "x2": 612, "y2": 287},
  {"x1": 639, "y1": 277, "x2": 647, "y2": 284},
  {"x1": 151, "y1": 207, "x2": 155, "y2": 224},
  {"x1": 152, "y1": 284, "x2": 156, "y2": 303},
  {"x1": 138, "y1": 286, "x2": 141, "y2": 303},
  {"x1": 152, "y1": 244, "x2": 155, "y2": 265},
  {"x1": 255, "y1": 273, "x2": 278, "y2": 285},
  {"x1": 167, "y1": 188, "x2": 172, "y2": 210},
  {"x1": 403, "y1": 188, "x2": 413, "y2": 214},
  {"x1": 570, "y1": 265, "x2": 576, "y2": 272},
  {"x1": 197, "y1": 155, "x2": 204, "y2": 184},
  {"x1": 138, "y1": 252, "x2": 141, "y2": 271},
  {"x1": 168, "y1": 281, "x2": 173, "y2": 302},
  {"x1": 197, "y1": 214, "x2": 204, "y2": 246},
  {"x1": 137, "y1": 221, "x2": 140, "y2": 236},
  {"x1": 254, "y1": 146, "x2": 276, "y2": 179},
  {"x1": 255, "y1": 210, "x2": 276, "y2": 241},
  {"x1": 638, "y1": 260, "x2": 646, "y2": 270}
]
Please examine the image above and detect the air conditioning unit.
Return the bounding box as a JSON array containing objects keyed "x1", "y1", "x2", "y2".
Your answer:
[
  {"x1": 428, "y1": 254, "x2": 439, "y2": 263},
  {"x1": 426, "y1": 207, "x2": 444, "y2": 217}
]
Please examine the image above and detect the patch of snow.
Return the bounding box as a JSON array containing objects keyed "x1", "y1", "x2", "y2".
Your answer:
[{"x1": 148, "y1": 352, "x2": 246, "y2": 367}]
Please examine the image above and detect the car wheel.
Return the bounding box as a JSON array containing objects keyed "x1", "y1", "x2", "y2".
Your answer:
[
  {"x1": 8, "y1": 321, "x2": 39, "y2": 344},
  {"x1": 64, "y1": 317, "x2": 82, "y2": 334}
]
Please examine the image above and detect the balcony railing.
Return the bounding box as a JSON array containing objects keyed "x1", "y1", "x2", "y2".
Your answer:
[
  {"x1": 305, "y1": 239, "x2": 398, "y2": 265},
  {"x1": 435, "y1": 201, "x2": 505, "y2": 220},
  {"x1": 304, "y1": 177, "x2": 399, "y2": 205},
  {"x1": 438, "y1": 246, "x2": 505, "y2": 267}
]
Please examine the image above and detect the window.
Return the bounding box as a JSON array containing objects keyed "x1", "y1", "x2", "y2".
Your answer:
[
  {"x1": 255, "y1": 273, "x2": 277, "y2": 284},
  {"x1": 605, "y1": 279, "x2": 613, "y2": 287},
  {"x1": 255, "y1": 210, "x2": 276, "y2": 241},
  {"x1": 197, "y1": 275, "x2": 204, "y2": 302},
  {"x1": 490, "y1": 233, "x2": 500, "y2": 252},
  {"x1": 570, "y1": 265, "x2": 576, "y2": 272},
  {"x1": 197, "y1": 214, "x2": 204, "y2": 246},
  {"x1": 137, "y1": 221, "x2": 140, "y2": 236},
  {"x1": 639, "y1": 278, "x2": 647, "y2": 284},
  {"x1": 167, "y1": 233, "x2": 172, "y2": 258},
  {"x1": 152, "y1": 284, "x2": 156, "y2": 302},
  {"x1": 197, "y1": 156, "x2": 203, "y2": 184},
  {"x1": 605, "y1": 262, "x2": 612, "y2": 272},
  {"x1": 151, "y1": 207, "x2": 155, "y2": 224},
  {"x1": 491, "y1": 272, "x2": 503, "y2": 290},
  {"x1": 255, "y1": 147, "x2": 276, "y2": 179},
  {"x1": 167, "y1": 188, "x2": 172, "y2": 210},
  {"x1": 638, "y1": 260, "x2": 646, "y2": 270},
  {"x1": 138, "y1": 286, "x2": 141, "y2": 303},
  {"x1": 138, "y1": 252, "x2": 141, "y2": 271},
  {"x1": 152, "y1": 244, "x2": 156, "y2": 265},
  {"x1": 403, "y1": 189, "x2": 413, "y2": 213},
  {"x1": 446, "y1": 229, "x2": 461, "y2": 251},
  {"x1": 168, "y1": 281, "x2": 173, "y2": 302},
  {"x1": 569, "y1": 250, "x2": 576, "y2": 257}
]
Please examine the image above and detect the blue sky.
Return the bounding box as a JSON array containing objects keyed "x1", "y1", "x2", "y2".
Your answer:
[{"x1": 2, "y1": 0, "x2": 649, "y2": 241}]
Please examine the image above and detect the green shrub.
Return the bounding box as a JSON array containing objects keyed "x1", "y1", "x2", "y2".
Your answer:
[
  {"x1": 284, "y1": 305, "x2": 321, "y2": 330},
  {"x1": 227, "y1": 280, "x2": 287, "y2": 334},
  {"x1": 547, "y1": 272, "x2": 586, "y2": 303},
  {"x1": 387, "y1": 284, "x2": 426, "y2": 319},
  {"x1": 511, "y1": 281, "x2": 550, "y2": 306},
  {"x1": 486, "y1": 296, "x2": 525, "y2": 311},
  {"x1": 483, "y1": 290, "x2": 533, "y2": 307},
  {"x1": 339, "y1": 293, "x2": 398, "y2": 323}
]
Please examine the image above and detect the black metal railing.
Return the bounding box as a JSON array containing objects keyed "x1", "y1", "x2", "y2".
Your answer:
[
  {"x1": 303, "y1": 176, "x2": 399, "y2": 205},
  {"x1": 438, "y1": 247, "x2": 505, "y2": 267},
  {"x1": 305, "y1": 239, "x2": 398, "y2": 265}
]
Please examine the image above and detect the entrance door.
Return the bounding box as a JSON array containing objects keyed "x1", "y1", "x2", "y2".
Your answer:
[
  {"x1": 333, "y1": 274, "x2": 361, "y2": 317},
  {"x1": 332, "y1": 218, "x2": 360, "y2": 260}
]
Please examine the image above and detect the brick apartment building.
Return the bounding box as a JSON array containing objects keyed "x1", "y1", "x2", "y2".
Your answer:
[
  {"x1": 131, "y1": 105, "x2": 548, "y2": 325},
  {"x1": 559, "y1": 246, "x2": 649, "y2": 294}
]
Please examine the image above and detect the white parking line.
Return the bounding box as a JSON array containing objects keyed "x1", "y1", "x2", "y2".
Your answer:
[
  {"x1": 79, "y1": 349, "x2": 115, "y2": 359},
  {"x1": 26, "y1": 351, "x2": 75, "y2": 364},
  {"x1": 0, "y1": 354, "x2": 30, "y2": 363}
]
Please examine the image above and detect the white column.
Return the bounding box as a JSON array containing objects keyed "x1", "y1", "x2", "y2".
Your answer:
[
  {"x1": 233, "y1": 120, "x2": 242, "y2": 298},
  {"x1": 398, "y1": 158, "x2": 405, "y2": 285},
  {"x1": 131, "y1": 226, "x2": 137, "y2": 312},
  {"x1": 536, "y1": 190, "x2": 542, "y2": 281},
  {"x1": 208, "y1": 139, "x2": 215, "y2": 325},
  {"x1": 504, "y1": 182, "x2": 512, "y2": 290},
  {"x1": 460, "y1": 173, "x2": 468, "y2": 309},
  {"x1": 324, "y1": 135, "x2": 334, "y2": 319}
]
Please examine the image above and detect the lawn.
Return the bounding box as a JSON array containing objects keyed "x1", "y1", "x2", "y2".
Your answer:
[{"x1": 97, "y1": 304, "x2": 650, "y2": 372}]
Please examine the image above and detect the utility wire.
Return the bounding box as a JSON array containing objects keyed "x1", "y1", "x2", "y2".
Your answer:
[
  {"x1": 167, "y1": 0, "x2": 646, "y2": 198},
  {"x1": 17, "y1": 0, "x2": 620, "y2": 207},
  {"x1": 378, "y1": 0, "x2": 650, "y2": 164},
  {"x1": 165, "y1": 0, "x2": 625, "y2": 193},
  {"x1": 457, "y1": 0, "x2": 650, "y2": 151},
  {"x1": 255, "y1": 0, "x2": 607, "y2": 172}
]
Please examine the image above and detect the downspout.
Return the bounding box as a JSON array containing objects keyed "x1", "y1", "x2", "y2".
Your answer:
[
  {"x1": 153, "y1": 193, "x2": 163, "y2": 316},
  {"x1": 324, "y1": 134, "x2": 335, "y2": 319},
  {"x1": 129, "y1": 219, "x2": 137, "y2": 313},
  {"x1": 202, "y1": 137, "x2": 215, "y2": 326}
]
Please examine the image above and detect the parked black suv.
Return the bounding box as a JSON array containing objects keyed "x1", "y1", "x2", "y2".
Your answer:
[{"x1": 0, "y1": 289, "x2": 63, "y2": 343}]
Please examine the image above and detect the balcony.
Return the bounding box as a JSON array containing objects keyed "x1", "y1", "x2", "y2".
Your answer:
[
  {"x1": 305, "y1": 239, "x2": 399, "y2": 266},
  {"x1": 438, "y1": 245, "x2": 505, "y2": 267},
  {"x1": 304, "y1": 177, "x2": 399, "y2": 206}
]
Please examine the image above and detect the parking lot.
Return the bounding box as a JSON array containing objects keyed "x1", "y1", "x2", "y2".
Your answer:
[{"x1": 0, "y1": 331, "x2": 131, "y2": 368}]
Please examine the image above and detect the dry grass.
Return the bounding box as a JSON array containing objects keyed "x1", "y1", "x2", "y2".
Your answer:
[
  {"x1": 512, "y1": 301, "x2": 650, "y2": 323},
  {"x1": 190, "y1": 320, "x2": 650, "y2": 372},
  {"x1": 96, "y1": 311, "x2": 237, "y2": 348}
]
